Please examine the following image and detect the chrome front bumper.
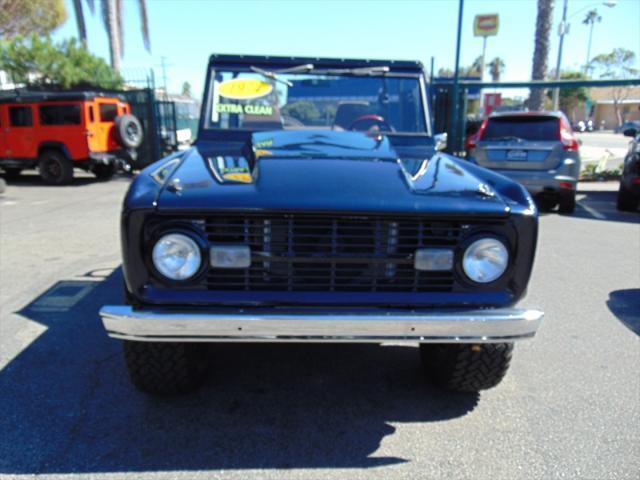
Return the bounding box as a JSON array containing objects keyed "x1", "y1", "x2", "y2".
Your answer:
[{"x1": 99, "y1": 305, "x2": 543, "y2": 343}]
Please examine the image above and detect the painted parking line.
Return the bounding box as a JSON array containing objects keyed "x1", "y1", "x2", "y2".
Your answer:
[{"x1": 578, "y1": 201, "x2": 606, "y2": 220}]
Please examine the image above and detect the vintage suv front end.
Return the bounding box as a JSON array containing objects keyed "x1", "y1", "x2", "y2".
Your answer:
[{"x1": 100, "y1": 55, "x2": 542, "y2": 395}]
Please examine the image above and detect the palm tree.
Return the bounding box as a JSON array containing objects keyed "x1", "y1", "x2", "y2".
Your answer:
[
  {"x1": 582, "y1": 9, "x2": 601, "y2": 74},
  {"x1": 71, "y1": 0, "x2": 150, "y2": 71},
  {"x1": 488, "y1": 57, "x2": 505, "y2": 82},
  {"x1": 71, "y1": 0, "x2": 93, "y2": 45},
  {"x1": 529, "y1": 0, "x2": 555, "y2": 110},
  {"x1": 460, "y1": 56, "x2": 483, "y2": 77}
]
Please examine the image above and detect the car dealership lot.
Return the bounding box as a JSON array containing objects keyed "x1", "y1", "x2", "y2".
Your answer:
[{"x1": 0, "y1": 173, "x2": 638, "y2": 480}]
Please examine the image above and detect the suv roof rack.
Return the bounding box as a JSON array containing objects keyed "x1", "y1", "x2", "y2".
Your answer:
[{"x1": 0, "y1": 89, "x2": 125, "y2": 104}]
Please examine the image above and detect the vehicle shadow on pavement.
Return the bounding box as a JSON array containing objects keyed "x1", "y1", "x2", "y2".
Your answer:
[
  {"x1": 0, "y1": 268, "x2": 479, "y2": 475},
  {"x1": 572, "y1": 188, "x2": 640, "y2": 223},
  {"x1": 607, "y1": 289, "x2": 640, "y2": 335}
]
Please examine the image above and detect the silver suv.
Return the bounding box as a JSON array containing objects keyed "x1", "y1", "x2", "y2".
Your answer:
[{"x1": 467, "y1": 111, "x2": 581, "y2": 213}]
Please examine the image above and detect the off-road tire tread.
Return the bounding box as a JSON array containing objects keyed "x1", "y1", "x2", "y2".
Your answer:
[
  {"x1": 420, "y1": 343, "x2": 513, "y2": 392},
  {"x1": 123, "y1": 341, "x2": 208, "y2": 395}
]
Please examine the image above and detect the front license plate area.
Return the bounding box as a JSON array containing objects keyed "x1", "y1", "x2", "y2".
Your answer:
[{"x1": 507, "y1": 149, "x2": 528, "y2": 160}]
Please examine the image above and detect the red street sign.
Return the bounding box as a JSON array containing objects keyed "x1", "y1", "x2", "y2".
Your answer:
[{"x1": 474, "y1": 14, "x2": 499, "y2": 37}]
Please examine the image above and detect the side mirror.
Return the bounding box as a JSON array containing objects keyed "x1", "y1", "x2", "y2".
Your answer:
[
  {"x1": 623, "y1": 128, "x2": 637, "y2": 138},
  {"x1": 578, "y1": 138, "x2": 583, "y2": 146},
  {"x1": 434, "y1": 132, "x2": 447, "y2": 151}
]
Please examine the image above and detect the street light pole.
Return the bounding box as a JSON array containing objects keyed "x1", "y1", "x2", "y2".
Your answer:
[
  {"x1": 552, "y1": 0, "x2": 569, "y2": 111},
  {"x1": 450, "y1": 0, "x2": 465, "y2": 154},
  {"x1": 479, "y1": 35, "x2": 488, "y2": 112},
  {"x1": 552, "y1": 0, "x2": 617, "y2": 110}
]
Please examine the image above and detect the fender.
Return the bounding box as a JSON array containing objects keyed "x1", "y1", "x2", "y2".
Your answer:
[{"x1": 38, "y1": 141, "x2": 72, "y2": 160}]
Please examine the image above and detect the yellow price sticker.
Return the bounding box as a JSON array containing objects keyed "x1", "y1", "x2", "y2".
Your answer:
[
  {"x1": 223, "y1": 172, "x2": 253, "y2": 183},
  {"x1": 218, "y1": 78, "x2": 273, "y2": 100}
]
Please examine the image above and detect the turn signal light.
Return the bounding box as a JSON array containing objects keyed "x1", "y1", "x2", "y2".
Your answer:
[
  {"x1": 414, "y1": 248, "x2": 454, "y2": 271},
  {"x1": 210, "y1": 245, "x2": 251, "y2": 269}
]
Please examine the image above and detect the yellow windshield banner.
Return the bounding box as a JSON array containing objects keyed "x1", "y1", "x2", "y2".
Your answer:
[{"x1": 218, "y1": 78, "x2": 273, "y2": 100}]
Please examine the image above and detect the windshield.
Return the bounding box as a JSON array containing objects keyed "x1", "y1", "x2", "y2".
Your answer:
[{"x1": 207, "y1": 68, "x2": 428, "y2": 135}]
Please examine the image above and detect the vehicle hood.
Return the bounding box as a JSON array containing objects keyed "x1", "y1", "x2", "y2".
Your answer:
[{"x1": 153, "y1": 130, "x2": 515, "y2": 216}]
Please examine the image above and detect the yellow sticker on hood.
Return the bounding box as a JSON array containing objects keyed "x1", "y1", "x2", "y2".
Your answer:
[
  {"x1": 222, "y1": 172, "x2": 253, "y2": 183},
  {"x1": 218, "y1": 78, "x2": 273, "y2": 100}
]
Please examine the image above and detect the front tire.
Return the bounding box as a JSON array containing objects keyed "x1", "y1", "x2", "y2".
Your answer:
[
  {"x1": 2, "y1": 168, "x2": 23, "y2": 180},
  {"x1": 558, "y1": 191, "x2": 576, "y2": 214},
  {"x1": 38, "y1": 150, "x2": 74, "y2": 185},
  {"x1": 92, "y1": 162, "x2": 116, "y2": 181},
  {"x1": 123, "y1": 341, "x2": 209, "y2": 395},
  {"x1": 617, "y1": 183, "x2": 639, "y2": 211},
  {"x1": 535, "y1": 196, "x2": 557, "y2": 212},
  {"x1": 420, "y1": 343, "x2": 513, "y2": 392}
]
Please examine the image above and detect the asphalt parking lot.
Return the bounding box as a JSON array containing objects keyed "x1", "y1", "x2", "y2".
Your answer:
[{"x1": 0, "y1": 170, "x2": 638, "y2": 480}]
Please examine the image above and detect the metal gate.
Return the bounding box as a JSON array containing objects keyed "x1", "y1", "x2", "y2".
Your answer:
[
  {"x1": 156, "y1": 100, "x2": 178, "y2": 155},
  {"x1": 118, "y1": 90, "x2": 179, "y2": 168}
]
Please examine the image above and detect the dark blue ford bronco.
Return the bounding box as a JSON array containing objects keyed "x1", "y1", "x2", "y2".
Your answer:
[{"x1": 100, "y1": 54, "x2": 543, "y2": 395}]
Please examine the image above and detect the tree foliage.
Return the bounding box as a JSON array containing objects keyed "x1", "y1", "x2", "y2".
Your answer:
[
  {"x1": 181, "y1": 81, "x2": 192, "y2": 97},
  {"x1": 0, "y1": 35, "x2": 123, "y2": 89},
  {"x1": 69, "y1": 0, "x2": 150, "y2": 70},
  {"x1": 546, "y1": 71, "x2": 589, "y2": 117},
  {"x1": 281, "y1": 101, "x2": 320, "y2": 124},
  {"x1": 0, "y1": 0, "x2": 67, "y2": 37},
  {"x1": 590, "y1": 48, "x2": 638, "y2": 126},
  {"x1": 590, "y1": 48, "x2": 638, "y2": 79},
  {"x1": 582, "y1": 9, "x2": 601, "y2": 27},
  {"x1": 437, "y1": 56, "x2": 484, "y2": 78},
  {"x1": 488, "y1": 57, "x2": 505, "y2": 82}
]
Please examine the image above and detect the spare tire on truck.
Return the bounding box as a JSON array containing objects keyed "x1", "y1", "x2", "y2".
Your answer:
[{"x1": 114, "y1": 114, "x2": 143, "y2": 149}]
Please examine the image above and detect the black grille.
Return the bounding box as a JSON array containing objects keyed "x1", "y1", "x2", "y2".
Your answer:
[{"x1": 203, "y1": 213, "x2": 462, "y2": 292}]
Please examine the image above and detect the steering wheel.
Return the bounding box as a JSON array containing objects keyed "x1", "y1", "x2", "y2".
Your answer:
[{"x1": 348, "y1": 114, "x2": 394, "y2": 132}]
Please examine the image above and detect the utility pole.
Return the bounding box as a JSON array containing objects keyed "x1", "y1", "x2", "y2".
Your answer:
[
  {"x1": 160, "y1": 56, "x2": 169, "y2": 100},
  {"x1": 552, "y1": 0, "x2": 569, "y2": 111},
  {"x1": 552, "y1": 1, "x2": 616, "y2": 109},
  {"x1": 450, "y1": 0, "x2": 465, "y2": 154}
]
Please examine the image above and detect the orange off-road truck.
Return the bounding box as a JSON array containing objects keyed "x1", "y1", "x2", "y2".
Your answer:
[{"x1": 0, "y1": 91, "x2": 143, "y2": 184}]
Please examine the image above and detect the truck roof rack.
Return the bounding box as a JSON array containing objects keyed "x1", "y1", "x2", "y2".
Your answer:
[{"x1": 207, "y1": 54, "x2": 423, "y2": 72}]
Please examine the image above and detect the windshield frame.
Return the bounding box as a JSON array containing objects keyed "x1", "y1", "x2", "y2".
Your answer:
[{"x1": 200, "y1": 65, "x2": 433, "y2": 137}]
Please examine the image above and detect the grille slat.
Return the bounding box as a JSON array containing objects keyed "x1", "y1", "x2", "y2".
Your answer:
[{"x1": 200, "y1": 213, "x2": 462, "y2": 293}]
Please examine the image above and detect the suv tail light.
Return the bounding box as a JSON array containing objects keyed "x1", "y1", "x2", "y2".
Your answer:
[
  {"x1": 560, "y1": 118, "x2": 579, "y2": 151},
  {"x1": 466, "y1": 118, "x2": 489, "y2": 150}
]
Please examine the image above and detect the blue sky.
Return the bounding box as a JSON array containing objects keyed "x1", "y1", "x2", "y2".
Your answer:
[{"x1": 53, "y1": 0, "x2": 640, "y2": 98}]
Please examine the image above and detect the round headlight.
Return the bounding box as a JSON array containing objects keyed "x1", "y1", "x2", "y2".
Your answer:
[
  {"x1": 462, "y1": 238, "x2": 509, "y2": 283},
  {"x1": 152, "y1": 233, "x2": 202, "y2": 280}
]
